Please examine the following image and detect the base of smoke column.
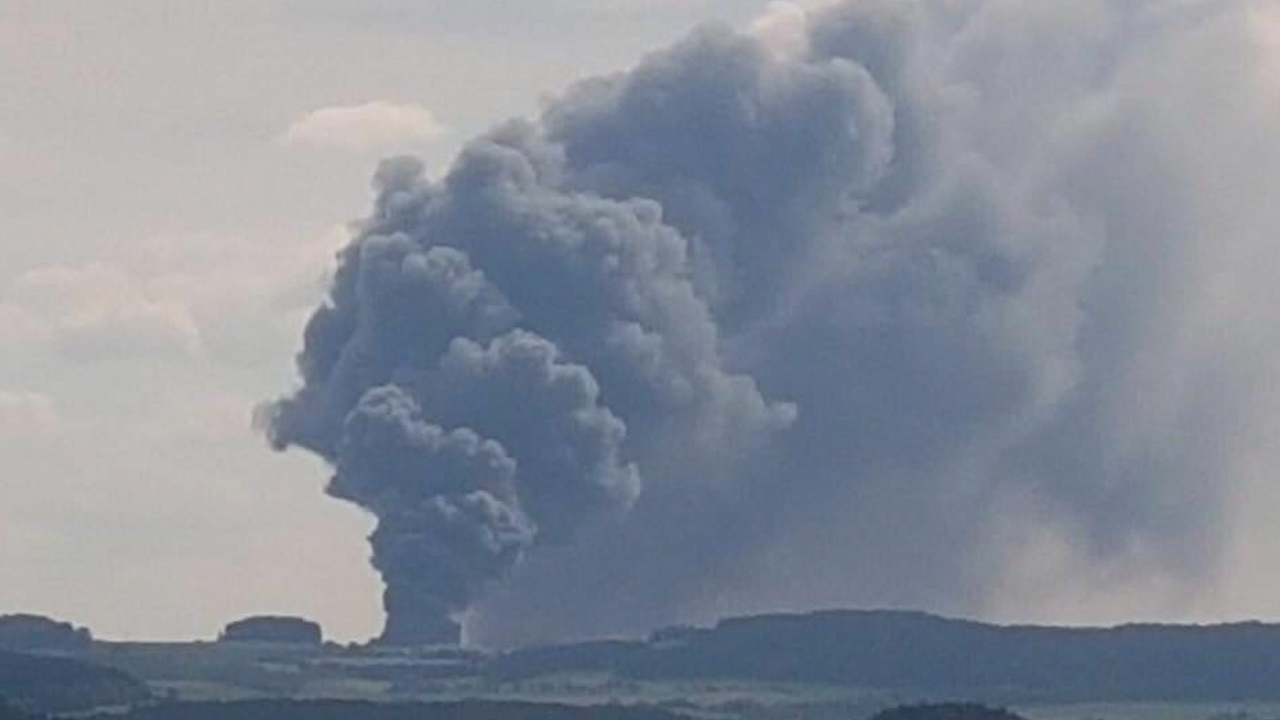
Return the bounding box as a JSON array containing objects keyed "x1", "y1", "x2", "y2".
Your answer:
[{"x1": 376, "y1": 614, "x2": 462, "y2": 647}]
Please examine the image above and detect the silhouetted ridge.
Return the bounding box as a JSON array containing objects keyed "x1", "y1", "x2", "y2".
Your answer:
[
  {"x1": 219, "y1": 616, "x2": 323, "y2": 645},
  {"x1": 0, "y1": 615, "x2": 92, "y2": 653},
  {"x1": 490, "y1": 610, "x2": 1280, "y2": 702}
]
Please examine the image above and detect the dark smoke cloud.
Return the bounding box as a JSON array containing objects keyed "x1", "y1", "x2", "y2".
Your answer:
[
  {"x1": 266, "y1": 108, "x2": 795, "y2": 642},
  {"x1": 268, "y1": 0, "x2": 1280, "y2": 644}
]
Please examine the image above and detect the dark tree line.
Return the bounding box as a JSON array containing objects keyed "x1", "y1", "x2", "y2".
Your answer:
[
  {"x1": 490, "y1": 610, "x2": 1280, "y2": 702},
  {"x1": 0, "y1": 651, "x2": 149, "y2": 714},
  {"x1": 870, "y1": 705, "x2": 1026, "y2": 720}
]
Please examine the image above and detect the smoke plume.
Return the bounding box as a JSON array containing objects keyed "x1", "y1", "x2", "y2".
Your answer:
[{"x1": 266, "y1": 0, "x2": 1280, "y2": 645}]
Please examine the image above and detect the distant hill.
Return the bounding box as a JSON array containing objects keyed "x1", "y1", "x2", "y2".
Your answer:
[
  {"x1": 84, "y1": 700, "x2": 689, "y2": 720},
  {"x1": 0, "y1": 615, "x2": 91, "y2": 653},
  {"x1": 219, "y1": 616, "x2": 323, "y2": 645},
  {"x1": 0, "y1": 650, "x2": 150, "y2": 713},
  {"x1": 489, "y1": 609, "x2": 1280, "y2": 702}
]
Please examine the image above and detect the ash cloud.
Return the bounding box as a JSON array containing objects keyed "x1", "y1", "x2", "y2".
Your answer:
[{"x1": 267, "y1": 0, "x2": 1280, "y2": 644}]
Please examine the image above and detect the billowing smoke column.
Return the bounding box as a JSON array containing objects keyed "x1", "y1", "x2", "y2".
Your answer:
[
  {"x1": 265, "y1": 102, "x2": 796, "y2": 643},
  {"x1": 268, "y1": 0, "x2": 1280, "y2": 645}
]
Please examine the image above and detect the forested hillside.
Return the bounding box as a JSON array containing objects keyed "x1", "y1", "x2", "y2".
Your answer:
[
  {"x1": 0, "y1": 650, "x2": 150, "y2": 713},
  {"x1": 490, "y1": 610, "x2": 1280, "y2": 702}
]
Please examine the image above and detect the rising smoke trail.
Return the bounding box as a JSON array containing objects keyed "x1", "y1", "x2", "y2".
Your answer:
[{"x1": 266, "y1": 0, "x2": 1280, "y2": 645}]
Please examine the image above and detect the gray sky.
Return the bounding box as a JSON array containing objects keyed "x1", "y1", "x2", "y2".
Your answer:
[{"x1": 5, "y1": 0, "x2": 1280, "y2": 644}]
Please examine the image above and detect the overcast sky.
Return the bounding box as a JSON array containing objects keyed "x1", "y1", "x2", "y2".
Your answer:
[
  {"x1": 0, "y1": 0, "x2": 780, "y2": 642},
  {"x1": 5, "y1": 0, "x2": 1280, "y2": 644}
]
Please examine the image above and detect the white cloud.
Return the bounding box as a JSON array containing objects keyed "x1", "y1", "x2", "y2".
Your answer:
[
  {"x1": 749, "y1": 1, "x2": 814, "y2": 57},
  {"x1": 0, "y1": 303, "x2": 52, "y2": 350},
  {"x1": 1250, "y1": 1, "x2": 1280, "y2": 93},
  {"x1": 5, "y1": 264, "x2": 204, "y2": 361},
  {"x1": 55, "y1": 301, "x2": 203, "y2": 361},
  {"x1": 282, "y1": 101, "x2": 447, "y2": 151},
  {"x1": 131, "y1": 389, "x2": 259, "y2": 445},
  {"x1": 0, "y1": 226, "x2": 344, "y2": 366},
  {"x1": 122, "y1": 227, "x2": 345, "y2": 366},
  {"x1": 0, "y1": 391, "x2": 60, "y2": 438}
]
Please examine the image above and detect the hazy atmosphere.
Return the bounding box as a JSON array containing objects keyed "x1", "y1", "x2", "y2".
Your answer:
[{"x1": 5, "y1": 0, "x2": 1280, "y2": 649}]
